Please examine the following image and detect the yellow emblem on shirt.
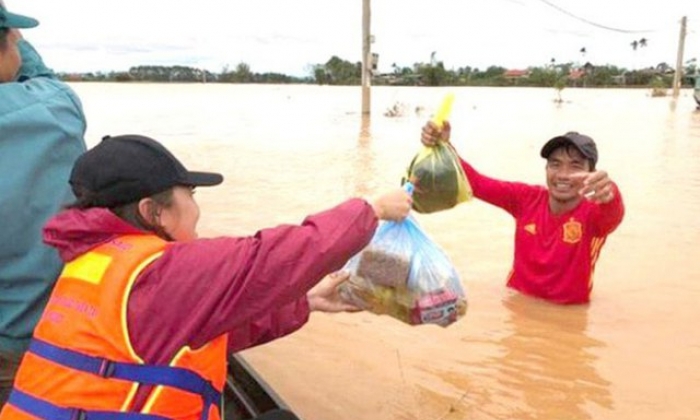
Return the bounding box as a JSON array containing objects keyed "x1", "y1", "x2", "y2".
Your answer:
[
  {"x1": 524, "y1": 223, "x2": 537, "y2": 235},
  {"x1": 563, "y1": 218, "x2": 583, "y2": 244}
]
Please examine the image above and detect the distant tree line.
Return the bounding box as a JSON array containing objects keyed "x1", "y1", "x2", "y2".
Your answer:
[
  {"x1": 57, "y1": 56, "x2": 699, "y2": 89},
  {"x1": 60, "y1": 63, "x2": 308, "y2": 84}
]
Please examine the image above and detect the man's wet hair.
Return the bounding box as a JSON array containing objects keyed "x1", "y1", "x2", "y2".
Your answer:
[{"x1": 550, "y1": 143, "x2": 597, "y2": 171}]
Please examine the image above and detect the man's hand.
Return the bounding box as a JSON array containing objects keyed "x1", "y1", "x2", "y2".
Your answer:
[
  {"x1": 421, "y1": 120, "x2": 452, "y2": 147},
  {"x1": 573, "y1": 170, "x2": 615, "y2": 204},
  {"x1": 307, "y1": 271, "x2": 361, "y2": 313}
]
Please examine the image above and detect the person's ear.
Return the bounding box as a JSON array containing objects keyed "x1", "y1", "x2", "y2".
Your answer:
[{"x1": 137, "y1": 198, "x2": 158, "y2": 225}]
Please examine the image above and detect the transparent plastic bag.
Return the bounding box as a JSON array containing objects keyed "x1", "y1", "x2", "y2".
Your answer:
[
  {"x1": 403, "y1": 143, "x2": 472, "y2": 214},
  {"x1": 339, "y1": 214, "x2": 467, "y2": 327}
]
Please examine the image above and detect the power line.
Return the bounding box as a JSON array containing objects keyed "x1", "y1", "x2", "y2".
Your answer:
[{"x1": 534, "y1": 0, "x2": 657, "y2": 34}]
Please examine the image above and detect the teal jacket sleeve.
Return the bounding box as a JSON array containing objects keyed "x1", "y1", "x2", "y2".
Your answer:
[{"x1": 0, "y1": 39, "x2": 88, "y2": 355}]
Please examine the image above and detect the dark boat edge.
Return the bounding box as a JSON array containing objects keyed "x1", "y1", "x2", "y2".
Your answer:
[{"x1": 223, "y1": 354, "x2": 297, "y2": 420}]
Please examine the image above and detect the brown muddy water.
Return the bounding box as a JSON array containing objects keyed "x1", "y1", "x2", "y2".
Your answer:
[{"x1": 74, "y1": 83, "x2": 700, "y2": 420}]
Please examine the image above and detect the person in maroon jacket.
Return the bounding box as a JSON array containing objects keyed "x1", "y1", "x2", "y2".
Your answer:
[
  {"x1": 15, "y1": 134, "x2": 411, "y2": 418},
  {"x1": 420, "y1": 121, "x2": 624, "y2": 304}
]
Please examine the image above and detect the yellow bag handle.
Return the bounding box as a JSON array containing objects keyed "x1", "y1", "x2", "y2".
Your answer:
[{"x1": 432, "y1": 93, "x2": 454, "y2": 129}]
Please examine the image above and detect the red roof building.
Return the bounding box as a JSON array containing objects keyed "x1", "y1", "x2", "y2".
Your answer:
[{"x1": 504, "y1": 69, "x2": 529, "y2": 78}]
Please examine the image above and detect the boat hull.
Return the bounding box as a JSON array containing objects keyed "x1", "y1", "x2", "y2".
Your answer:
[{"x1": 224, "y1": 354, "x2": 298, "y2": 420}]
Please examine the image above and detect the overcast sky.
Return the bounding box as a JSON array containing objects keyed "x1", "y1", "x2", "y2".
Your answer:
[{"x1": 11, "y1": 0, "x2": 700, "y2": 76}]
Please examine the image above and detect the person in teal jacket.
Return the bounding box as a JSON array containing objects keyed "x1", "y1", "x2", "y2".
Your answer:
[{"x1": 0, "y1": 2, "x2": 87, "y2": 406}]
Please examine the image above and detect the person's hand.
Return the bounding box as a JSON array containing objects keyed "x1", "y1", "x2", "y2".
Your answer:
[
  {"x1": 421, "y1": 120, "x2": 452, "y2": 147},
  {"x1": 307, "y1": 271, "x2": 361, "y2": 313},
  {"x1": 370, "y1": 188, "x2": 412, "y2": 221},
  {"x1": 573, "y1": 170, "x2": 615, "y2": 204}
]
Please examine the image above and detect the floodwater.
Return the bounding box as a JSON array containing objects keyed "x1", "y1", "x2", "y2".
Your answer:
[{"x1": 74, "y1": 83, "x2": 700, "y2": 420}]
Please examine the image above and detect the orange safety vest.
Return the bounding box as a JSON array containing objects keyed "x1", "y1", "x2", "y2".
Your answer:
[{"x1": 0, "y1": 234, "x2": 227, "y2": 420}]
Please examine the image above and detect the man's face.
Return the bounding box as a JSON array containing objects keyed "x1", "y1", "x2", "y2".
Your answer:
[
  {"x1": 0, "y1": 29, "x2": 21, "y2": 83},
  {"x1": 545, "y1": 147, "x2": 592, "y2": 204}
]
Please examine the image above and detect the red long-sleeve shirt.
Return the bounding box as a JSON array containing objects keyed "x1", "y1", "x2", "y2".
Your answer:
[{"x1": 458, "y1": 157, "x2": 624, "y2": 304}]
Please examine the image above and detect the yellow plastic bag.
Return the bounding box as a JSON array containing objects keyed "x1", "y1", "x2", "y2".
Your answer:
[
  {"x1": 404, "y1": 144, "x2": 472, "y2": 213},
  {"x1": 403, "y1": 94, "x2": 472, "y2": 213}
]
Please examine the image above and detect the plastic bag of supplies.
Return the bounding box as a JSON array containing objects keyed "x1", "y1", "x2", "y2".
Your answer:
[
  {"x1": 403, "y1": 142, "x2": 472, "y2": 213},
  {"x1": 338, "y1": 213, "x2": 467, "y2": 327},
  {"x1": 402, "y1": 93, "x2": 472, "y2": 214}
]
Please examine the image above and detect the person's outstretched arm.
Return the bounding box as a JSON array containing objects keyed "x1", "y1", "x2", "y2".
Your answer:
[
  {"x1": 128, "y1": 189, "x2": 412, "y2": 359},
  {"x1": 572, "y1": 171, "x2": 625, "y2": 235}
]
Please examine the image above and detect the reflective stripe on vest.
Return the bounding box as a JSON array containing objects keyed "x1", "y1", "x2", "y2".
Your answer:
[
  {"x1": 22, "y1": 339, "x2": 221, "y2": 420},
  {"x1": 8, "y1": 389, "x2": 169, "y2": 420}
]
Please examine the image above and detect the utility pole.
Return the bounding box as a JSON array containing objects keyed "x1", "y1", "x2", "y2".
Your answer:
[
  {"x1": 361, "y1": 0, "x2": 371, "y2": 115},
  {"x1": 672, "y1": 16, "x2": 687, "y2": 98}
]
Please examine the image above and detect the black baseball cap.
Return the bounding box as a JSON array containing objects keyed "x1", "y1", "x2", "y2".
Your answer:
[
  {"x1": 540, "y1": 132, "x2": 598, "y2": 166},
  {"x1": 0, "y1": 5, "x2": 39, "y2": 29},
  {"x1": 70, "y1": 135, "x2": 223, "y2": 208}
]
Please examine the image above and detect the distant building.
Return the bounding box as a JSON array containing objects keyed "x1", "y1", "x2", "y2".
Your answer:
[
  {"x1": 503, "y1": 69, "x2": 529, "y2": 79},
  {"x1": 613, "y1": 73, "x2": 627, "y2": 85},
  {"x1": 373, "y1": 73, "x2": 424, "y2": 86},
  {"x1": 568, "y1": 63, "x2": 595, "y2": 87},
  {"x1": 568, "y1": 69, "x2": 586, "y2": 80}
]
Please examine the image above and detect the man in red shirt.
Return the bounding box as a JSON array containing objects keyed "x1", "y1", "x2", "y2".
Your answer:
[{"x1": 420, "y1": 121, "x2": 624, "y2": 304}]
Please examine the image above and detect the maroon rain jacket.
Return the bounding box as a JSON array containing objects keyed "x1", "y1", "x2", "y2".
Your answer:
[{"x1": 42, "y1": 198, "x2": 377, "y2": 407}]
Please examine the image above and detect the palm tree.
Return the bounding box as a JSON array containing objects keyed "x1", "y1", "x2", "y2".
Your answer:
[{"x1": 631, "y1": 38, "x2": 647, "y2": 69}]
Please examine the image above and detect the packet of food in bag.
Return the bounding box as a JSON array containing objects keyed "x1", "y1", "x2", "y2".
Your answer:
[{"x1": 339, "y1": 214, "x2": 467, "y2": 327}]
